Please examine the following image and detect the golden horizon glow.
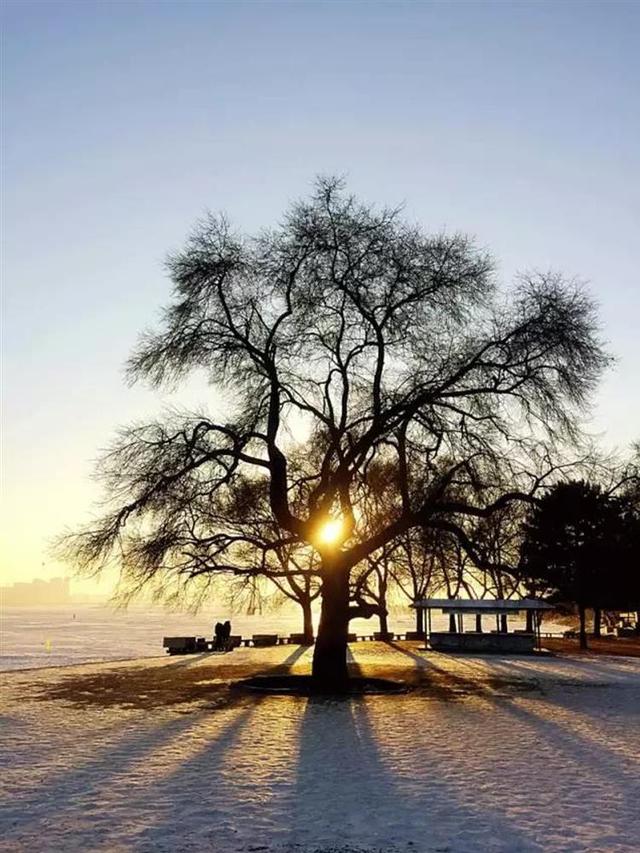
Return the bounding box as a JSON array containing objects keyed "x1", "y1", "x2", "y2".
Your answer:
[{"x1": 317, "y1": 518, "x2": 344, "y2": 546}]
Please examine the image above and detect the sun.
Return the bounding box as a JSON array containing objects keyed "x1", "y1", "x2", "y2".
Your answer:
[{"x1": 317, "y1": 518, "x2": 344, "y2": 546}]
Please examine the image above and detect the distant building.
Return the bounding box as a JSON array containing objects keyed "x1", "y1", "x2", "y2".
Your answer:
[{"x1": 0, "y1": 577, "x2": 71, "y2": 606}]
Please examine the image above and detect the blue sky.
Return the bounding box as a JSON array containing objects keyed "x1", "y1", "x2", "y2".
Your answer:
[{"x1": 2, "y1": 0, "x2": 639, "y2": 584}]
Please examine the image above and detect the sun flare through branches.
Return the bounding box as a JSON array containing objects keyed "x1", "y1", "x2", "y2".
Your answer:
[{"x1": 317, "y1": 518, "x2": 344, "y2": 548}]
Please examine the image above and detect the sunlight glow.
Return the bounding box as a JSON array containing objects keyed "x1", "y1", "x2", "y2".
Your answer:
[{"x1": 317, "y1": 518, "x2": 344, "y2": 546}]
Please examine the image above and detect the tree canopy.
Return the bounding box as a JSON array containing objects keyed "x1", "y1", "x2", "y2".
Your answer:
[
  {"x1": 63, "y1": 177, "x2": 610, "y2": 686},
  {"x1": 519, "y1": 479, "x2": 640, "y2": 646}
]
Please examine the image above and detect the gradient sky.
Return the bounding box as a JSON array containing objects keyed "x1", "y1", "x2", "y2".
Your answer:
[{"x1": 2, "y1": 0, "x2": 639, "y2": 587}]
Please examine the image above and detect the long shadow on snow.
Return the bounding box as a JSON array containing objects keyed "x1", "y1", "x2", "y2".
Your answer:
[
  {"x1": 1, "y1": 645, "x2": 311, "y2": 841},
  {"x1": 354, "y1": 646, "x2": 638, "y2": 851},
  {"x1": 415, "y1": 651, "x2": 640, "y2": 818},
  {"x1": 284, "y1": 652, "x2": 541, "y2": 853}
]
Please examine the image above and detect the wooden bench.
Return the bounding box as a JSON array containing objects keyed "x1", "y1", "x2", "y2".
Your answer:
[
  {"x1": 163, "y1": 636, "x2": 197, "y2": 655},
  {"x1": 163, "y1": 635, "x2": 242, "y2": 654},
  {"x1": 252, "y1": 634, "x2": 279, "y2": 647},
  {"x1": 288, "y1": 633, "x2": 314, "y2": 645}
]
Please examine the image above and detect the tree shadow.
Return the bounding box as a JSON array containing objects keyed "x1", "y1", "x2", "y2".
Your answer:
[
  {"x1": 390, "y1": 648, "x2": 640, "y2": 824},
  {"x1": 354, "y1": 649, "x2": 638, "y2": 849},
  {"x1": 0, "y1": 703, "x2": 217, "y2": 841},
  {"x1": 9, "y1": 703, "x2": 261, "y2": 850},
  {"x1": 385, "y1": 642, "x2": 541, "y2": 700},
  {"x1": 2, "y1": 646, "x2": 315, "y2": 847},
  {"x1": 112, "y1": 702, "x2": 263, "y2": 850},
  {"x1": 5, "y1": 645, "x2": 637, "y2": 852},
  {"x1": 456, "y1": 653, "x2": 640, "y2": 698},
  {"x1": 286, "y1": 682, "x2": 542, "y2": 851},
  {"x1": 28, "y1": 642, "x2": 314, "y2": 710},
  {"x1": 278, "y1": 643, "x2": 313, "y2": 669}
]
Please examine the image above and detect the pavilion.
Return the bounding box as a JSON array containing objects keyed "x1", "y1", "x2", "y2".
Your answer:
[{"x1": 412, "y1": 598, "x2": 554, "y2": 653}]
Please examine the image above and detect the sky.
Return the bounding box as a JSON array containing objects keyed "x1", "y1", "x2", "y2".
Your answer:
[{"x1": 2, "y1": 0, "x2": 639, "y2": 588}]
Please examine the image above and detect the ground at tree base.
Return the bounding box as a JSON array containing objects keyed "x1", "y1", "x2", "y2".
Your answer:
[{"x1": 1, "y1": 642, "x2": 638, "y2": 852}]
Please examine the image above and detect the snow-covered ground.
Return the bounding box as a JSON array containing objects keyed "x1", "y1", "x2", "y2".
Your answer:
[{"x1": 1, "y1": 644, "x2": 638, "y2": 852}]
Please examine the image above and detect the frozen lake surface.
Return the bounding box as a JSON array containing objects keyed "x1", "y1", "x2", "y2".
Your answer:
[
  {"x1": 1, "y1": 605, "x2": 312, "y2": 670},
  {"x1": 1, "y1": 605, "x2": 567, "y2": 671},
  {"x1": 1, "y1": 644, "x2": 638, "y2": 852},
  {"x1": 0, "y1": 605, "x2": 412, "y2": 670}
]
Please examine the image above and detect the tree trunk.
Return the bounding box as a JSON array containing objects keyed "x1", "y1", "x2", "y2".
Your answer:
[
  {"x1": 301, "y1": 595, "x2": 314, "y2": 644},
  {"x1": 375, "y1": 565, "x2": 389, "y2": 636},
  {"x1": 593, "y1": 608, "x2": 601, "y2": 638},
  {"x1": 449, "y1": 613, "x2": 457, "y2": 633},
  {"x1": 500, "y1": 614, "x2": 508, "y2": 634},
  {"x1": 578, "y1": 604, "x2": 588, "y2": 650},
  {"x1": 378, "y1": 608, "x2": 389, "y2": 635},
  {"x1": 475, "y1": 614, "x2": 483, "y2": 633},
  {"x1": 312, "y1": 563, "x2": 350, "y2": 688},
  {"x1": 525, "y1": 610, "x2": 534, "y2": 633},
  {"x1": 416, "y1": 606, "x2": 424, "y2": 635}
]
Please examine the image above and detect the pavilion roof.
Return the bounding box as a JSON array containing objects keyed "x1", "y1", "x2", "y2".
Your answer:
[{"x1": 412, "y1": 598, "x2": 554, "y2": 613}]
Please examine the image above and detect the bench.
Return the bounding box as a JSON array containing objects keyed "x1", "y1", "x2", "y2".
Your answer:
[
  {"x1": 288, "y1": 633, "x2": 315, "y2": 645},
  {"x1": 163, "y1": 636, "x2": 197, "y2": 655},
  {"x1": 163, "y1": 635, "x2": 241, "y2": 654},
  {"x1": 252, "y1": 634, "x2": 279, "y2": 647}
]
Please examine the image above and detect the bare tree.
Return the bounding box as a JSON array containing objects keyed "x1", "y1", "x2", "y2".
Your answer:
[
  {"x1": 391, "y1": 528, "x2": 443, "y2": 634},
  {"x1": 61, "y1": 178, "x2": 609, "y2": 688},
  {"x1": 266, "y1": 548, "x2": 321, "y2": 644},
  {"x1": 469, "y1": 505, "x2": 524, "y2": 594}
]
